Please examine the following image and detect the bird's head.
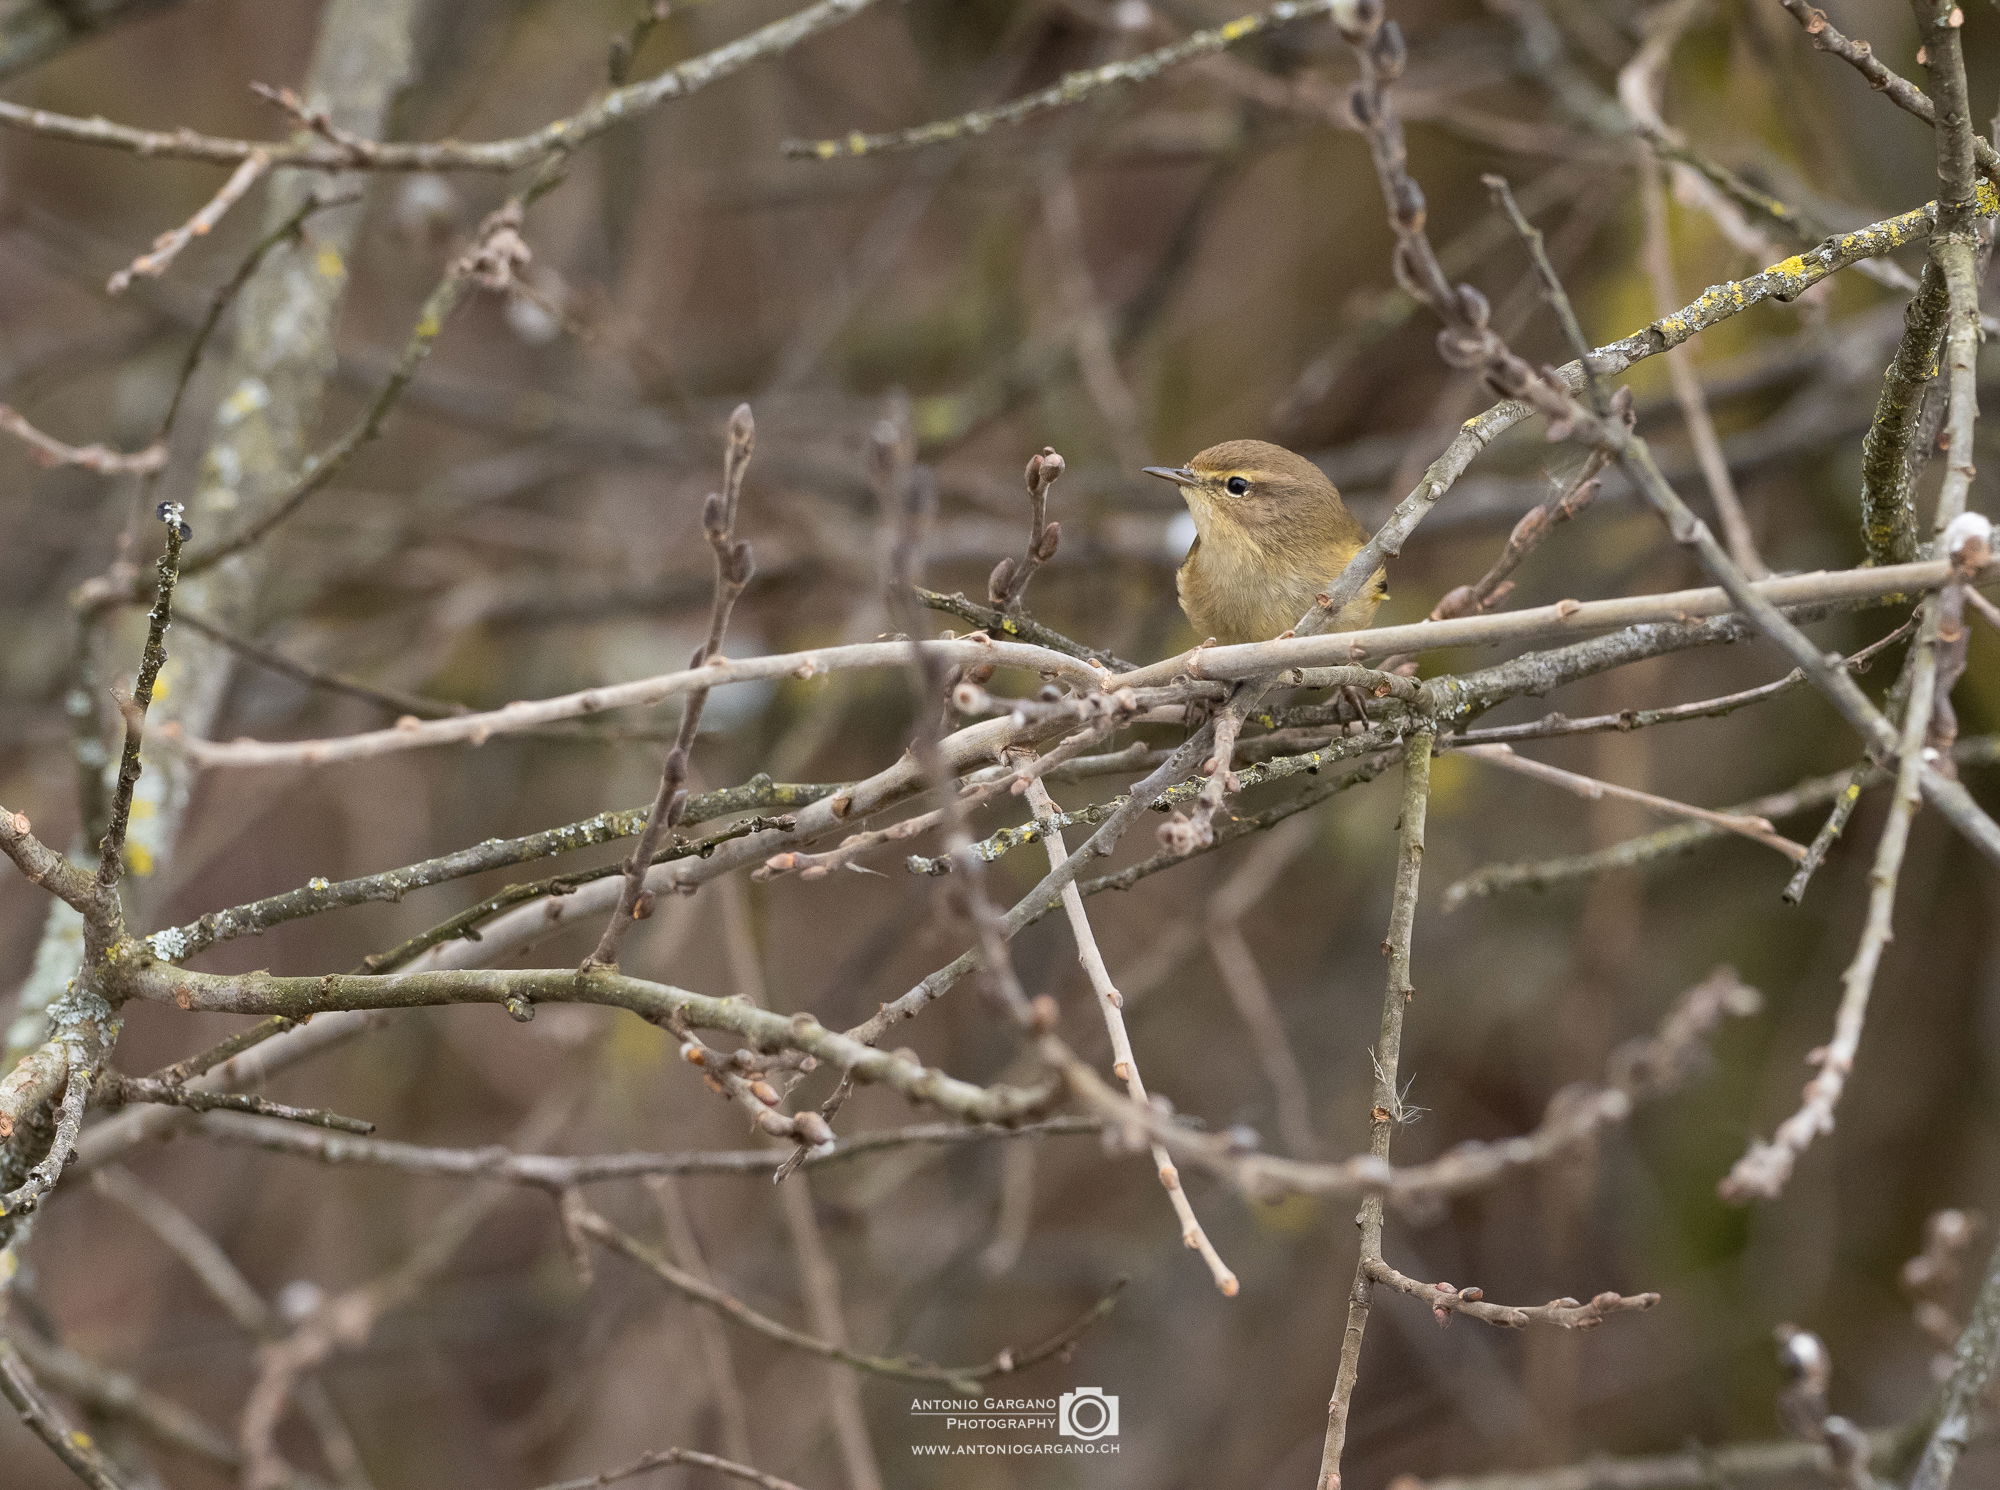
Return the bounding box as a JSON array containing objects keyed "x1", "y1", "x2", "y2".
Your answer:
[{"x1": 1144, "y1": 439, "x2": 1347, "y2": 541}]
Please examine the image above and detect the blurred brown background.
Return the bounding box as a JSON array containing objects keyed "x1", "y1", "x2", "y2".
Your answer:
[{"x1": 2, "y1": 1, "x2": 1999, "y2": 1486}]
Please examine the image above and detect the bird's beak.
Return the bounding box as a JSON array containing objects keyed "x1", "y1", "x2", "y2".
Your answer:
[{"x1": 1143, "y1": 465, "x2": 1199, "y2": 488}]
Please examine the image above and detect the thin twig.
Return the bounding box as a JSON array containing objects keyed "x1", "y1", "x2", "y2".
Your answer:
[
  {"x1": 987, "y1": 446, "x2": 1064, "y2": 613},
  {"x1": 106, "y1": 149, "x2": 271, "y2": 293},
  {"x1": 95, "y1": 506, "x2": 187, "y2": 891},
  {"x1": 1318, "y1": 727, "x2": 1433, "y2": 1490},
  {"x1": 1634, "y1": 152, "x2": 1766, "y2": 576},
  {"x1": 0, "y1": 0, "x2": 888, "y2": 171},
  {"x1": 176, "y1": 558, "x2": 1998, "y2": 769},
  {"x1": 1444, "y1": 734, "x2": 2000, "y2": 908},
  {"x1": 576, "y1": 1201, "x2": 1121, "y2": 1392},
  {"x1": 1455, "y1": 743, "x2": 1805, "y2": 862},
  {"x1": 784, "y1": 1, "x2": 1341, "y2": 158},
  {"x1": 1025, "y1": 775, "x2": 1237, "y2": 1294},
  {"x1": 1366, "y1": 1255, "x2": 1657, "y2": 1330},
  {"x1": 589, "y1": 403, "x2": 756, "y2": 968},
  {"x1": 0, "y1": 1339, "x2": 133, "y2": 1490},
  {"x1": 0, "y1": 405, "x2": 165, "y2": 475},
  {"x1": 165, "y1": 193, "x2": 557, "y2": 589},
  {"x1": 1910, "y1": 1233, "x2": 2000, "y2": 1490},
  {"x1": 96, "y1": 1073, "x2": 374, "y2": 1135},
  {"x1": 1775, "y1": 0, "x2": 2000, "y2": 189},
  {"x1": 1719, "y1": 614, "x2": 1939, "y2": 1202},
  {"x1": 777, "y1": 1176, "x2": 883, "y2": 1490}
]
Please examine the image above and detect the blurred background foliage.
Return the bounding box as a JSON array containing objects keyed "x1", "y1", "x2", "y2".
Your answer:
[{"x1": 2, "y1": 0, "x2": 1999, "y2": 1486}]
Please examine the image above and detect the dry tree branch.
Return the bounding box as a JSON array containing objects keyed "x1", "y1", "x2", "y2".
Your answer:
[
  {"x1": 105, "y1": 148, "x2": 271, "y2": 294},
  {"x1": 1024, "y1": 775, "x2": 1238, "y2": 1295},
  {"x1": 0, "y1": 1339, "x2": 133, "y2": 1490},
  {"x1": 1204, "y1": 816, "x2": 1322, "y2": 1157},
  {"x1": 120, "y1": 964, "x2": 1054, "y2": 1126},
  {"x1": 1148, "y1": 0, "x2": 2000, "y2": 884},
  {"x1": 1317, "y1": 726, "x2": 1433, "y2": 1490},
  {"x1": 1910, "y1": 1232, "x2": 2000, "y2": 1490},
  {"x1": 90, "y1": 1165, "x2": 370, "y2": 1485},
  {"x1": 94, "y1": 1073, "x2": 374, "y2": 1135},
  {"x1": 0, "y1": 0, "x2": 887, "y2": 171},
  {"x1": 1364, "y1": 1257, "x2": 1656, "y2": 1331},
  {"x1": 644, "y1": 1176, "x2": 755, "y2": 1468},
  {"x1": 574, "y1": 1201, "x2": 1122, "y2": 1393},
  {"x1": 176, "y1": 558, "x2": 1999, "y2": 770},
  {"x1": 1307, "y1": 178, "x2": 1999, "y2": 636},
  {"x1": 0, "y1": 1062, "x2": 89, "y2": 1218},
  {"x1": 783, "y1": 0, "x2": 1344, "y2": 159},
  {"x1": 235, "y1": 1091, "x2": 581, "y2": 1490},
  {"x1": 589, "y1": 403, "x2": 756, "y2": 969},
  {"x1": 1443, "y1": 734, "x2": 2000, "y2": 908},
  {"x1": 1931, "y1": 514, "x2": 1990, "y2": 762},
  {"x1": 1717, "y1": 562, "x2": 1939, "y2": 1203},
  {"x1": 5, "y1": 1328, "x2": 240, "y2": 1474},
  {"x1": 1775, "y1": 0, "x2": 2000, "y2": 190},
  {"x1": 1453, "y1": 619, "x2": 1917, "y2": 747},
  {"x1": 0, "y1": 405, "x2": 165, "y2": 475},
  {"x1": 757, "y1": 722, "x2": 1113, "y2": 882},
  {"x1": 159, "y1": 191, "x2": 558, "y2": 591},
  {"x1": 140, "y1": 784, "x2": 829, "y2": 963},
  {"x1": 1455, "y1": 743, "x2": 1805, "y2": 862},
  {"x1": 1024, "y1": 967, "x2": 1748, "y2": 1290},
  {"x1": 175, "y1": 633, "x2": 1105, "y2": 767},
  {"x1": 248, "y1": 80, "x2": 378, "y2": 163},
  {"x1": 1723, "y1": 0, "x2": 1988, "y2": 1205},
  {"x1": 0, "y1": 808, "x2": 101, "y2": 916},
  {"x1": 168, "y1": 1113, "x2": 1103, "y2": 1185},
  {"x1": 986, "y1": 446, "x2": 1063, "y2": 614},
  {"x1": 1632, "y1": 151, "x2": 1766, "y2": 577},
  {"x1": 776, "y1": 1176, "x2": 882, "y2": 1490},
  {"x1": 1420, "y1": 450, "x2": 1603, "y2": 628},
  {"x1": 917, "y1": 587, "x2": 1134, "y2": 669},
  {"x1": 95, "y1": 506, "x2": 188, "y2": 895}
]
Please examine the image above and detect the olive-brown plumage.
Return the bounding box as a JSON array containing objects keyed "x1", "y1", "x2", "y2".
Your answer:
[{"x1": 1144, "y1": 439, "x2": 1386, "y2": 644}]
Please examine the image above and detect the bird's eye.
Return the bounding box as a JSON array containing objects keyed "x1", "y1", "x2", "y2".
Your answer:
[{"x1": 1225, "y1": 475, "x2": 1250, "y2": 496}]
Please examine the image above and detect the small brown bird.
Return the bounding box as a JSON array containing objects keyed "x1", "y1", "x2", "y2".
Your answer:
[{"x1": 1145, "y1": 439, "x2": 1386, "y2": 644}]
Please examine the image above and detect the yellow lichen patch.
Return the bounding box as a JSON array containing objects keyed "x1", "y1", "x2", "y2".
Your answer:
[
  {"x1": 1218, "y1": 15, "x2": 1258, "y2": 41},
  {"x1": 315, "y1": 244, "x2": 344, "y2": 280},
  {"x1": 1769, "y1": 255, "x2": 1808, "y2": 280},
  {"x1": 415, "y1": 312, "x2": 443, "y2": 340}
]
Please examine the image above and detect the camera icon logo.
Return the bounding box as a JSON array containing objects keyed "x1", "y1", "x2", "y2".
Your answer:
[{"x1": 1058, "y1": 1387, "x2": 1119, "y2": 1440}]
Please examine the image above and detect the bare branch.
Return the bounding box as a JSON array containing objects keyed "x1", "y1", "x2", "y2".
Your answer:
[
  {"x1": 0, "y1": 0, "x2": 888, "y2": 171},
  {"x1": 106, "y1": 149, "x2": 271, "y2": 294}
]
